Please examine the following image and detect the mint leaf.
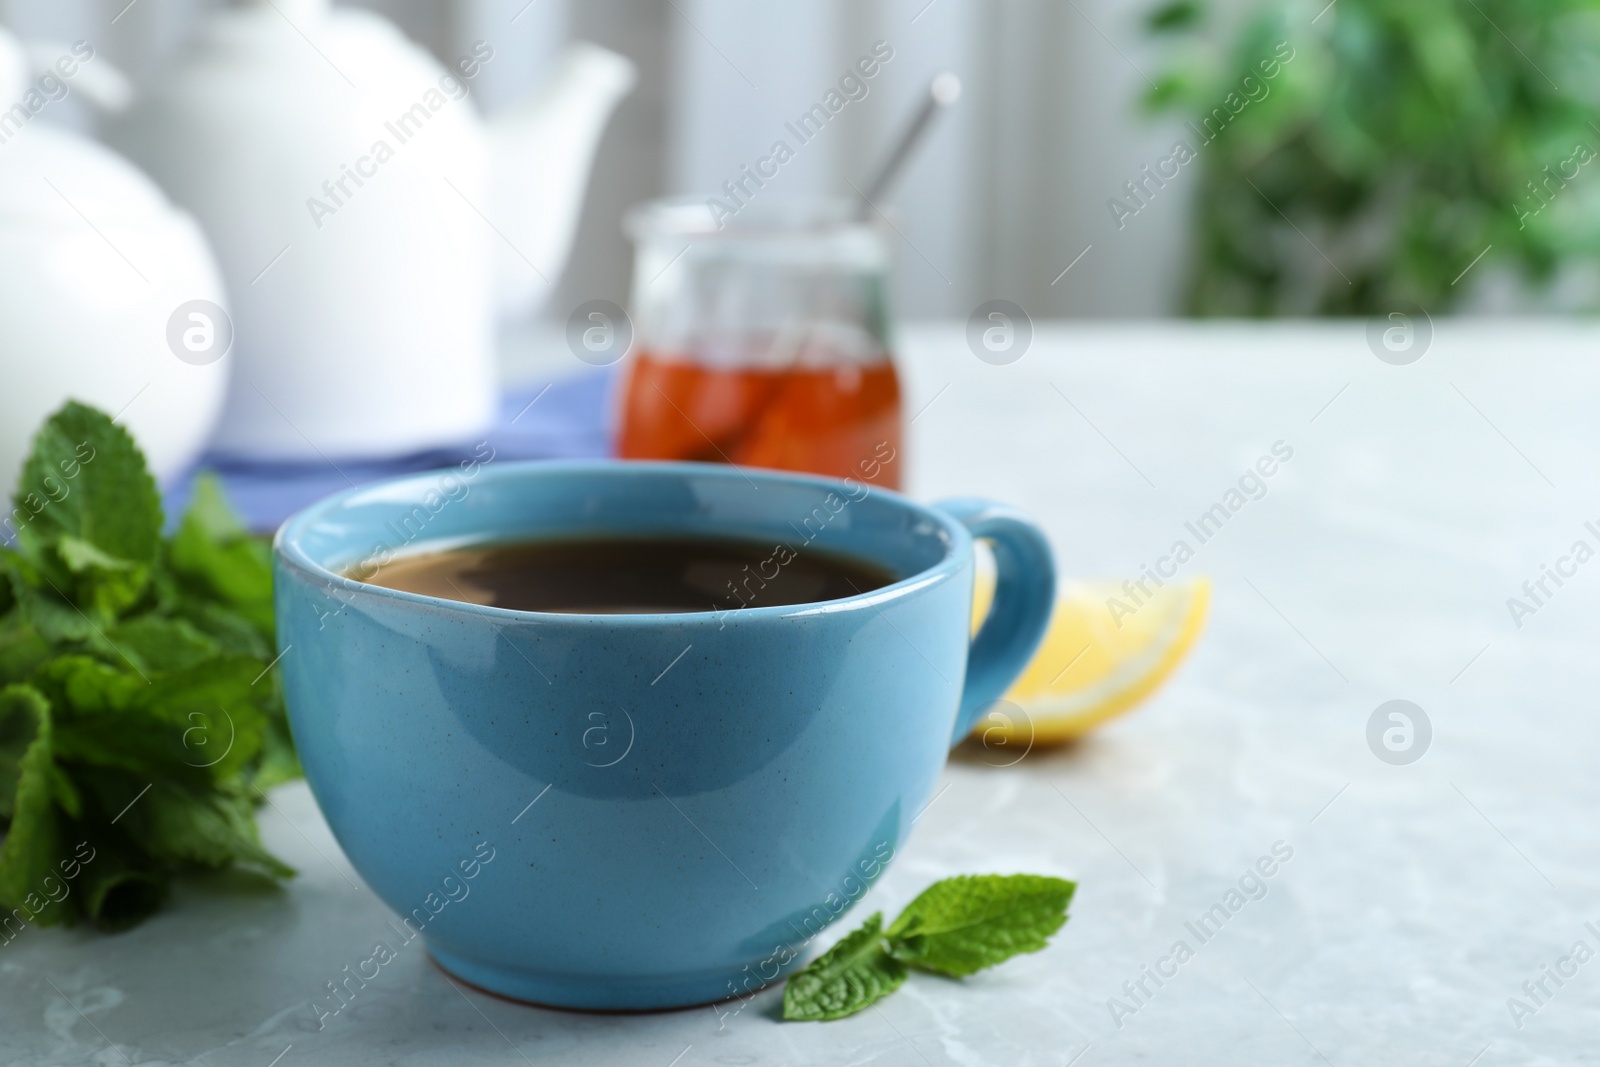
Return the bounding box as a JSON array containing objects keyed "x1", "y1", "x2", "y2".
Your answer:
[
  {"x1": 81, "y1": 867, "x2": 167, "y2": 931},
  {"x1": 3, "y1": 557, "x2": 98, "y2": 643},
  {"x1": 0, "y1": 684, "x2": 49, "y2": 821},
  {"x1": 168, "y1": 474, "x2": 274, "y2": 635},
  {"x1": 122, "y1": 781, "x2": 293, "y2": 879},
  {"x1": 33, "y1": 655, "x2": 143, "y2": 716},
  {"x1": 251, "y1": 719, "x2": 302, "y2": 792},
  {"x1": 105, "y1": 616, "x2": 220, "y2": 674},
  {"x1": 782, "y1": 912, "x2": 907, "y2": 1021},
  {"x1": 67, "y1": 830, "x2": 166, "y2": 931},
  {"x1": 54, "y1": 535, "x2": 151, "y2": 620},
  {"x1": 177, "y1": 601, "x2": 272, "y2": 660},
  {"x1": 885, "y1": 874, "x2": 1075, "y2": 977},
  {"x1": 14, "y1": 402, "x2": 160, "y2": 567},
  {"x1": 0, "y1": 612, "x2": 50, "y2": 686},
  {"x1": 0, "y1": 684, "x2": 62, "y2": 923},
  {"x1": 139, "y1": 657, "x2": 268, "y2": 777},
  {"x1": 0, "y1": 688, "x2": 77, "y2": 825},
  {"x1": 49, "y1": 764, "x2": 81, "y2": 819},
  {"x1": 174, "y1": 472, "x2": 248, "y2": 542}
]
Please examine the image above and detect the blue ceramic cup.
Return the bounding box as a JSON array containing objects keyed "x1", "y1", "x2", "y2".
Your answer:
[{"x1": 274, "y1": 460, "x2": 1054, "y2": 1011}]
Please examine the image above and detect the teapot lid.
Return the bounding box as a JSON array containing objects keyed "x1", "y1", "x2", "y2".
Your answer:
[
  {"x1": 197, "y1": 0, "x2": 408, "y2": 68},
  {"x1": 0, "y1": 27, "x2": 180, "y2": 228}
]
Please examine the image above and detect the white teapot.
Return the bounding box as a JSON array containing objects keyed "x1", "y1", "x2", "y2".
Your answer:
[
  {"x1": 105, "y1": 0, "x2": 635, "y2": 460},
  {"x1": 0, "y1": 28, "x2": 229, "y2": 501}
]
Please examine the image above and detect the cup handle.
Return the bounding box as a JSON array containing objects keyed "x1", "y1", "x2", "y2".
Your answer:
[{"x1": 937, "y1": 499, "x2": 1057, "y2": 748}]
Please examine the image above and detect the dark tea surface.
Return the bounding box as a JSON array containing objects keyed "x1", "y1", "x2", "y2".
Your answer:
[{"x1": 354, "y1": 535, "x2": 898, "y2": 614}]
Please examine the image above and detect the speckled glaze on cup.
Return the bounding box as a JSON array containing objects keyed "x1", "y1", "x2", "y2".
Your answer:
[{"x1": 273, "y1": 460, "x2": 1055, "y2": 1011}]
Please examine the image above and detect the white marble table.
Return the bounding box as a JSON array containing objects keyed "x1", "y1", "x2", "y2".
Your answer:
[{"x1": 6, "y1": 320, "x2": 1597, "y2": 1066}]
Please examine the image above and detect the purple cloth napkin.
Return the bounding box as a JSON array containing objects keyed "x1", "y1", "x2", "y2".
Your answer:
[{"x1": 162, "y1": 370, "x2": 614, "y2": 533}]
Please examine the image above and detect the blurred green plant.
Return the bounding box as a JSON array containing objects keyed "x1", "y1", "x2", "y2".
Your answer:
[{"x1": 1144, "y1": 0, "x2": 1600, "y2": 314}]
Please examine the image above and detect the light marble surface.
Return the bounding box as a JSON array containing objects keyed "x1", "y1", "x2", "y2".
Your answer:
[{"x1": 6, "y1": 320, "x2": 1599, "y2": 1066}]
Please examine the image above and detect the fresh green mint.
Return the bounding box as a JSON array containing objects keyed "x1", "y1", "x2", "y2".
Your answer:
[
  {"x1": 782, "y1": 873, "x2": 1076, "y2": 1021},
  {"x1": 885, "y1": 873, "x2": 1076, "y2": 976},
  {"x1": 781, "y1": 912, "x2": 908, "y2": 1022},
  {"x1": 0, "y1": 401, "x2": 298, "y2": 932}
]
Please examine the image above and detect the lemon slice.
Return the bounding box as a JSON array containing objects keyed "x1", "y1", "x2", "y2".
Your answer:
[{"x1": 970, "y1": 573, "x2": 1210, "y2": 746}]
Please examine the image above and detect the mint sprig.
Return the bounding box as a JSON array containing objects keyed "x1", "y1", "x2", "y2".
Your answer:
[
  {"x1": 0, "y1": 402, "x2": 299, "y2": 931},
  {"x1": 782, "y1": 873, "x2": 1076, "y2": 1021}
]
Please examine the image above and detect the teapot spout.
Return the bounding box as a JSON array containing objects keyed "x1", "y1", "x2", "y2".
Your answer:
[{"x1": 489, "y1": 42, "x2": 636, "y2": 319}]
